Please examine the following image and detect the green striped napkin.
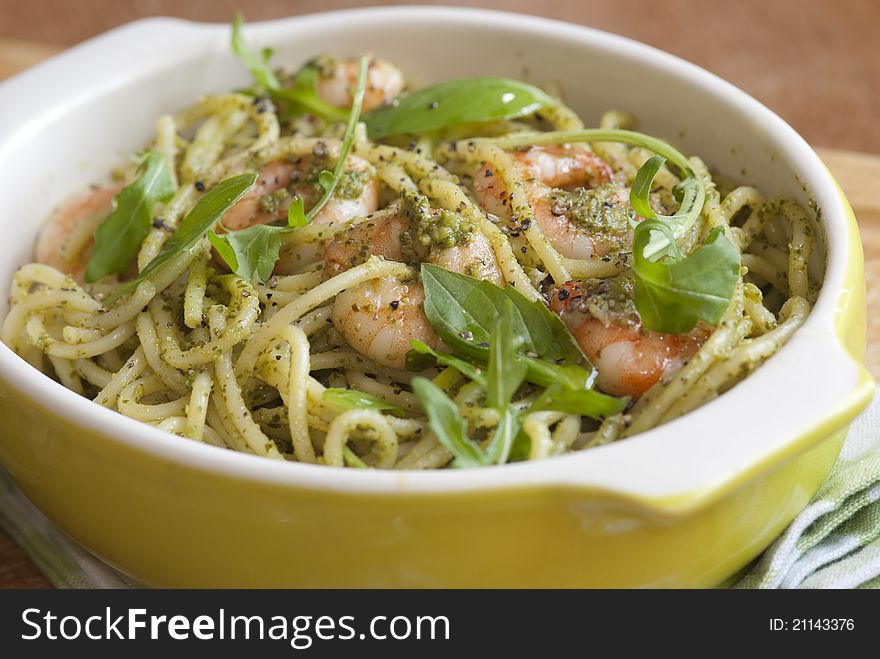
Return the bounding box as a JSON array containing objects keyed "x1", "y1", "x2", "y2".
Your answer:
[
  {"x1": 736, "y1": 386, "x2": 880, "y2": 588},
  {"x1": 1, "y1": 388, "x2": 878, "y2": 589}
]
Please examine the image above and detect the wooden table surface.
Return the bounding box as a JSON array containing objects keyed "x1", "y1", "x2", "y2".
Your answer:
[{"x1": 0, "y1": 0, "x2": 878, "y2": 588}]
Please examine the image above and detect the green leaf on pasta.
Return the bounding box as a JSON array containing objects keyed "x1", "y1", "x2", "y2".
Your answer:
[
  {"x1": 531, "y1": 382, "x2": 629, "y2": 418},
  {"x1": 287, "y1": 195, "x2": 307, "y2": 227},
  {"x1": 420, "y1": 263, "x2": 586, "y2": 366},
  {"x1": 211, "y1": 58, "x2": 369, "y2": 282},
  {"x1": 85, "y1": 152, "x2": 174, "y2": 283},
  {"x1": 629, "y1": 154, "x2": 665, "y2": 221},
  {"x1": 418, "y1": 265, "x2": 627, "y2": 421},
  {"x1": 104, "y1": 172, "x2": 257, "y2": 306},
  {"x1": 323, "y1": 388, "x2": 406, "y2": 417},
  {"x1": 230, "y1": 12, "x2": 281, "y2": 92},
  {"x1": 523, "y1": 358, "x2": 626, "y2": 419},
  {"x1": 483, "y1": 301, "x2": 527, "y2": 464},
  {"x1": 208, "y1": 224, "x2": 282, "y2": 283},
  {"x1": 632, "y1": 219, "x2": 741, "y2": 334},
  {"x1": 363, "y1": 78, "x2": 558, "y2": 139},
  {"x1": 486, "y1": 300, "x2": 527, "y2": 410},
  {"x1": 231, "y1": 14, "x2": 348, "y2": 123},
  {"x1": 406, "y1": 340, "x2": 487, "y2": 387},
  {"x1": 411, "y1": 377, "x2": 489, "y2": 468}
]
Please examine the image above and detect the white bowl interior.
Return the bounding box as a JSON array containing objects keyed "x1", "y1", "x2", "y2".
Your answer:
[{"x1": 0, "y1": 8, "x2": 867, "y2": 501}]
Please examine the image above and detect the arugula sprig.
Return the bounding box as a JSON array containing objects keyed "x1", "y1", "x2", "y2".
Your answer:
[
  {"x1": 232, "y1": 16, "x2": 562, "y2": 138},
  {"x1": 632, "y1": 219, "x2": 740, "y2": 333},
  {"x1": 407, "y1": 340, "x2": 487, "y2": 387},
  {"x1": 231, "y1": 13, "x2": 348, "y2": 123},
  {"x1": 210, "y1": 56, "x2": 368, "y2": 283},
  {"x1": 491, "y1": 130, "x2": 740, "y2": 334},
  {"x1": 104, "y1": 173, "x2": 257, "y2": 306},
  {"x1": 411, "y1": 301, "x2": 529, "y2": 467},
  {"x1": 85, "y1": 152, "x2": 174, "y2": 283},
  {"x1": 411, "y1": 378, "x2": 485, "y2": 467},
  {"x1": 629, "y1": 156, "x2": 740, "y2": 333},
  {"x1": 490, "y1": 130, "x2": 706, "y2": 260},
  {"x1": 323, "y1": 388, "x2": 406, "y2": 418}
]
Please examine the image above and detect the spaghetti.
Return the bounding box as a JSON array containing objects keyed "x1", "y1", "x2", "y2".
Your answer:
[{"x1": 1, "y1": 44, "x2": 821, "y2": 469}]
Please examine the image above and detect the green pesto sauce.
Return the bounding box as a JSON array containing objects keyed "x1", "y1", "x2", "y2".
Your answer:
[
  {"x1": 400, "y1": 189, "x2": 476, "y2": 257},
  {"x1": 578, "y1": 275, "x2": 638, "y2": 323},
  {"x1": 336, "y1": 169, "x2": 371, "y2": 200},
  {"x1": 547, "y1": 183, "x2": 635, "y2": 236},
  {"x1": 258, "y1": 189, "x2": 289, "y2": 215},
  {"x1": 283, "y1": 149, "x2": 370, "y2": 202}
]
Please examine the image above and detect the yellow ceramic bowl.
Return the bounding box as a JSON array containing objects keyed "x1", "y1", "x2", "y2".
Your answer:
[{"x1": 0, "y1": 8, "x2": 873, "y2": 587}]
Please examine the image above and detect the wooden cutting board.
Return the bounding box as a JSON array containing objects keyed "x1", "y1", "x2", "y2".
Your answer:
[{"x1": 0, "y1": 38, "x2": 878, "y2": 588}]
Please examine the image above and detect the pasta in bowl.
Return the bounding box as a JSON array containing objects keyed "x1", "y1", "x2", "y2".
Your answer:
[
  {"x1": 2, "y1": 17, "x2": 820, "y2": 469},
  {"x1": 0, "y1": 8, "x2": 871, "y2": 586}
]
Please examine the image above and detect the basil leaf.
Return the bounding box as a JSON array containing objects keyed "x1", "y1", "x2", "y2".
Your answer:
[
  {"x1": 523, "y1": 358, "x2": 624, "y2": 418},
  {"x1": 104, "y1": 173, "x2": 257, "y2": 305},
  {"x1": 633, "y1": 220, "x2": 740, "y2": 333},
  {"x1": 531, "y1": 383, "x2": 629, "y2": 418},
  {"x1": 85, "y1": 153, "x2": 174, "y2": 283},
  {"x1": 407, "y1": 340, "x2": 487, "y2": 387},
  {"x1": 411, "y1": 377, "x2": 488, "y2": 468},
  {"x1": 207, "y1": 224, "x2": 281, "y2": 283},
  {"x1": 231, "y1": 13, "x2": 281, "y2": 92},
  {"x1": 207, "y1": 229, "x2": 238, "y2": 271},
  {"x1": 507, "y1": 427, "x2": 532, "y2": 463},
  {"x1": 420, "y1": 263, "x2": 586, "y2": 366},
  {"x1": 324, "y1": 388, "x2": 406, "y2": 417},
  {"x1": 364, "y1": 78, "x2": 557, "y2": 139},
  {"x1": 317, "y1": 170, "x2": 335, "y2": 194}
]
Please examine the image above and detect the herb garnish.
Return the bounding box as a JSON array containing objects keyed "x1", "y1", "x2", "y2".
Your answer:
[
  {"x1": 411, "y1": 301, "x2": 527, "y2": 467},
  {"x1": 407, "y1": 339, "x2": 487, "y2": 386},
  {"x1": 85, "y1": 152, "x2": 174, "y2": 283},
  {"x1": 210, "y1": 57, "x2": 368, "y2": 283},
  {"x1": 629, "y1": 155, "x2": 740, "y2": 333},
  {"x1": 418, "y1": 263, "x2": 585, "y2": 366},
  {"x1": 363, "y1": 78, "x2": 557, "y2": 139},
  {"x1": 417, "y1": 264, "x2": 626, "y2": 416},
  {"x1": 489, "y1": 130, "x2": 740, "y2": 333},
  {"x1": 231, "y1": 13, "x2": 348, "y2": 123},
  {"x1": 324, "y1": 388, "x2": 406, "y2": 417},
  {"x1": 104, "y1": 173, "x2": 257, "y2": 305},
  {"x1": 632, "y1": 220, "x2": 740, "y2": 333},
  {"x1": 409, "y1": 266, "x2": 626, "y2": 467}
]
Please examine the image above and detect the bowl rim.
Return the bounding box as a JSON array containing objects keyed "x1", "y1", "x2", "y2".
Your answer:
[{"x1": 0, "y1": 6, "x2": 873, "y2": 512}]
